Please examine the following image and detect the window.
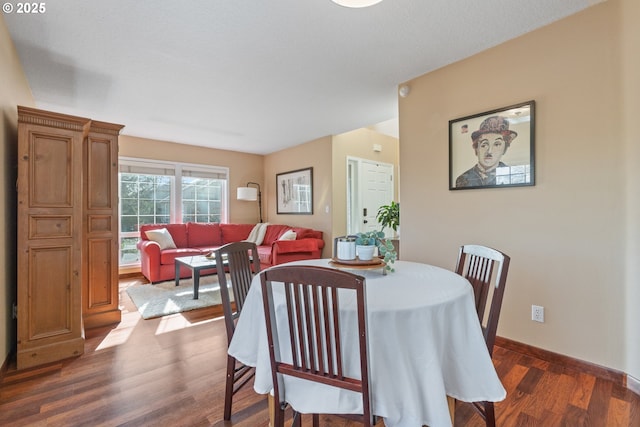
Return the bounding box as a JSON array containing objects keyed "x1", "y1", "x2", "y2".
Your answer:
[{"x1": 118, "y1": 158, "x2": 229, "y2": 266}]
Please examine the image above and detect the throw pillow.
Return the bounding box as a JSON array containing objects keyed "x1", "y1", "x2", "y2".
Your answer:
[
  {"x1": 145, "y1": 228, "x2": 177, "y2": 250},
  {"x1": 278, "y1": 230, "x2": 297, "y2": 241}
]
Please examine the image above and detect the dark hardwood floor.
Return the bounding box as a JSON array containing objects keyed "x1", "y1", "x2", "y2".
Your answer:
[{"x1": 1, "y1": 276, "x2": 639, "y2": 427}]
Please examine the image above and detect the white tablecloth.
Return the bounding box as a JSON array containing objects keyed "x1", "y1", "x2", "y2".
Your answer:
[{"x1": 228, "y1": 259, "x2": 506, "y2": 427}]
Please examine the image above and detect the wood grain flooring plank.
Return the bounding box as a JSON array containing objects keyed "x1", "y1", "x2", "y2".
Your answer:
[
  {"x1": 499, "y1": 363, "x2": 529, "y2": 392},
  {"x1": 493, "y1": 345, "x2": 522, "y2": 379},
  {"x1": 512, "y1": 411, "x2": 539, "y2": 426},
  {"x1": 550, "y1": 373, "x2": 578, "y2": 416},
  {"x1": 561, "y1": 403, "x2": 590, "y2": 427},
  {"x1": 495, "y1": 389, "x2": 532, "y2": 427},
  {"x1": 607, "y1": 397, "x2": 631, "y2": 427},
  {"x1": 629, "y1": 396, "x2": 640, "y2": 427},
  {"x1": 522, "y1": 369, "x2": 561, "y2": 420},
  {"x1": 587, "y1": 377, "x2": 613, "y2": 426},
  {"x1": 518, "y1": 354, "x2": 550, "y2": 371},
  {"x1": 517, "y1": 366, "x2": 545, "y2": 395},
  {"x1": 569, "y1": 371, "x2": 596, "y2": 410}
]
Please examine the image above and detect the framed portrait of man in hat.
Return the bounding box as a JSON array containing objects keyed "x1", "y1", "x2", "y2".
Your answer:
[{"x1": 449, "y1": 100, "x2": 535, "y2": 190}]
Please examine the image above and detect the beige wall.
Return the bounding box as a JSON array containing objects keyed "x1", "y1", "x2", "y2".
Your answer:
[
  {"x1": 399, "y1": 0, "x2": 639, "y2": 378},
  {"x1": 331, "y1": 128, "x2": 400, "y2": 240},
  {"x1": 264, "y1": 137, "x2": 333, "y2": 257},
  {"x1": 119, "y1": 135, "x2": 264, "y2": 224},
  {"x1": 620, "y1": 0, "x2": 640, "y2": 383},
  {"x1": 0, "y1": 15, "x2": 34, "y2": 366}
]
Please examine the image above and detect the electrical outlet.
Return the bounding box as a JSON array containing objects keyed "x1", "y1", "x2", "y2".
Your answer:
[{"x1": 532, "y1": 305, "x2": 544, "y2": 323}]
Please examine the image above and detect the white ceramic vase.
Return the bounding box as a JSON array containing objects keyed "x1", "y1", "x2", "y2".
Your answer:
[
  {"x1": 356, "y1": 245, "x2": 376, "y2": 261},
  {"x1": 336, "y1": 238, "x2": 356, "y2": 260}
]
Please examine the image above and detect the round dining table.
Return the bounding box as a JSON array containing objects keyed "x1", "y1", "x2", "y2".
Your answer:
[{"x1": 228, "y1": 258, "x2": 506, "y2": 427}]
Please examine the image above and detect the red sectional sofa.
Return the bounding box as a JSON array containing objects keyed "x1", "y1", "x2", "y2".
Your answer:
[{"x1": 137, "y1": 222, "x2": 325, "y2": 283}]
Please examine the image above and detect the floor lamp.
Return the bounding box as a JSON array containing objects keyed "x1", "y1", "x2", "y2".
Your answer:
[{"x1": 237, "y1": 182, "x2": 263, "y2": 223}]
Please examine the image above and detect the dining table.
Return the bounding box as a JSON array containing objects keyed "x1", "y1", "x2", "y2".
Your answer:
[{"x1": 227, "y1": 258, "x2": 506, "y2": 427}]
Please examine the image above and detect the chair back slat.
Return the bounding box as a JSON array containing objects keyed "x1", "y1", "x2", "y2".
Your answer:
[
  {"x1": 227, "y1": 250, "x2": 253, "y2": 313},
  {"x1": 455, "y1": 244, "x2": 510, "y2": 356},
  {"x1": 215, "y1": 241, "x2": 261, "y2": 345},
  {"x1": 261, "y1": 265, "x2": 374, "y2": 426},
  {"x1": 311, "y1": 284, "x2": 324, "y2": 374},
  {"x1": 281, "y1": 279, "x2": 346, "y2": 378},
  {"x1": 466, "y1": 253, "x2": 495, "y2": 321}
]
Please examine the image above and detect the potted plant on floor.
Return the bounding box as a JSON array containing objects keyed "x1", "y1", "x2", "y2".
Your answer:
[
  {"x1": 376, "y1": 201, "x2": 399, "y2": 236},
  {"x1": 376, "y1": 201, "x2": 400, "y2": 260},
  {"x1": 355, "y1": 230, "x2": 397, "y2": 272}
]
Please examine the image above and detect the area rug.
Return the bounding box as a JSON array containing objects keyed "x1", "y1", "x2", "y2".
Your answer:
[{"x1": 126, "y1": 275, "x2": 229, "y2": 319}]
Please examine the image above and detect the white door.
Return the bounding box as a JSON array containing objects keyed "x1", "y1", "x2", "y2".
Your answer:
[{"x1": 347, "y1": 158, "x2": 394, "y2": 236}]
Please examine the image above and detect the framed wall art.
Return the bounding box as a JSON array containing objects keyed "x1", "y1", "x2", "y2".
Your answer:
[
  {"x1": 449, "y1": 100, "x2": 535, "y2": 190},
  {"x1": 276, "y1": 167, "x2": 313, "y2": 214}
]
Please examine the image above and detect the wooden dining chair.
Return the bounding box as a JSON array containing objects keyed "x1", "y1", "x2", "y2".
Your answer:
[
  {"x1": 260, "y1": 265, "x2": 376, "y2": 427},
  {"x1": 215, "y1": 241, "x2": 261, "y2": 421},
  {"x1": 454, "y1": 244, "x2": 510, "y2": 427}
]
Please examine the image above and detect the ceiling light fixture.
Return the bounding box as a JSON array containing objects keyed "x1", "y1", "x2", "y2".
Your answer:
[{"x1": 331, "y1": 0, "x2": 383, "y2": 8}]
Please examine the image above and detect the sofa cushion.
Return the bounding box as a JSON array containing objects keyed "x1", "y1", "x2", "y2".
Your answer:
[
  {"x1": 160, "y1": 248, "x2": 205, "y2": 265},
  {"x1": 263, "y1": 224, "x2": 291, "y2": 245},
  {"x1": 187, "y1": 222, "x2": 222, "y2": 247},
  {"x1": 273, "y1": 239, "x2": 319, "y2": 253},
  {"x1": 220, "y1": 223, "x2": 254, "y2": 244},
  {"x1": 144, "y1": 228, "x2": 177, "y2": 250},
  {"x1": 278, "y1": 229, "x2": 297, "y2": 240},
  {"x1": 291, "y1": 227, "x2": 322, "y2": 240},
  {"x1": 141, "y1": 223, "x2": 189, "y2": 248},
  {"x1": 256, "y1": 245, "x2": 272, "y2": 266}
]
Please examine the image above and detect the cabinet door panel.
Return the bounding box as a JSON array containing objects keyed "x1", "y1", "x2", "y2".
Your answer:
[
  {"x1": 29, "y1": 215, "x2": 73, "y2": 239},
  {"x1": 29, "y1": 133, "x2": 74, "y2": 207},
  {"x1": 86, "y1": 238, "x2": 113, "y2": 308},
  {"x1": 86, "y1": 136, "x2": 112, "y2": 209},
  {"x1": 26, "y1": 245, "x2": 77, "y2": 340}
]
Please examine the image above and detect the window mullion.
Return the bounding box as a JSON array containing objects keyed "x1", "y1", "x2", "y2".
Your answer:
[{"x1": 173, "y1": 166, "x2": 181, "y2": 223}]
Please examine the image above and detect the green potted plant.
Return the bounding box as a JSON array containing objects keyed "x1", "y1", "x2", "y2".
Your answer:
[
  {"x1": 376, "y1": 201, "x2": 400, "y2": 261},
  {"x1": 355, "y1": 230, "x2": 397, "y2": 272},
  {"x1": 376, "y1": 201, "x2": 399, "y2": 236}
]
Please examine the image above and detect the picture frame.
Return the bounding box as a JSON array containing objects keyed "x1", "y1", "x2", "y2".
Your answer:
[
  {"x1": 276, "y1": 167, "x2": 313, "y2": 214},
  {"x1": 449, "y1": 100, "x2": 535, "y2": 190}
]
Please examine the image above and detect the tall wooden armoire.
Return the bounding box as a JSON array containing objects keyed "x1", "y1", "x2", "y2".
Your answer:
[{"x1": 16, "y1": 106, "x2": 124, "y2": 369}]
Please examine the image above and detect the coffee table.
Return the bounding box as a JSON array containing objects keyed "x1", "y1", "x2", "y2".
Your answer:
[{"x1": 174, "y1": 255, "x2": 224, "y2": 299}]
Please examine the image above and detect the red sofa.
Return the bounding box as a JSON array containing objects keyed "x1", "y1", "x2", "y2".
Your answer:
[{"x1": 137, "y1": 222, "x2": 325, "y2": 283}]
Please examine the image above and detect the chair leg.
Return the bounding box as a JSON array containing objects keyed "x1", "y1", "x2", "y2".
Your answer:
[
  {"x1": 484, "y1": 401, "x2": 496, "y2": 427},
  {"x1": 291, "y1": 411, "x2": 302, "y2": 427},
  {"x1": 272, "y1": 405, "x2": 286, "y2": 427},
  {"x1": 223, "y1": 355, "x2": 236, "y2": 420}
]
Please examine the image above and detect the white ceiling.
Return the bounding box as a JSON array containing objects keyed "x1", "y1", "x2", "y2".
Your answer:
[{"x1": 4, "y1": 0, "x2": 600, "y2": 155}]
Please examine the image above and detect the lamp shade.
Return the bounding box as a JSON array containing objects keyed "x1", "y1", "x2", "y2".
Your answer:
[{"x1": 237, "y1": 187, "x2": 258, "y2": 201}]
